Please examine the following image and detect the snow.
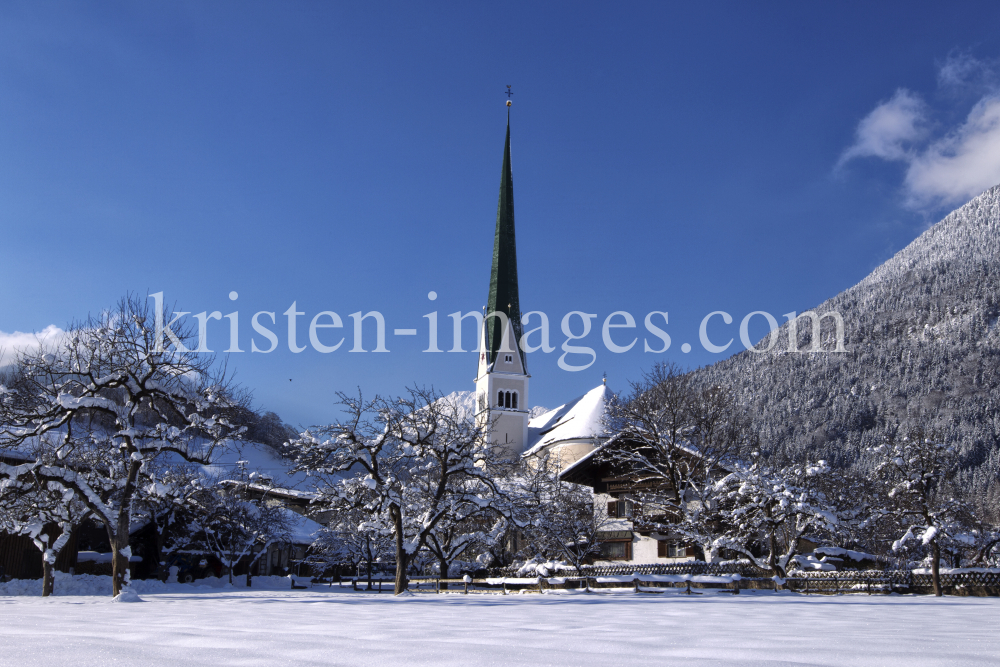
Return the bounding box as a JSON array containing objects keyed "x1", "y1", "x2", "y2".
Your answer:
[
  {"x1": 192, "y1": 440, "x2": 310, "y2": 491},
  {"x1": 1, "y1": 586, "x2": 999, "y2": 666},
  {"x1": 0, "y1": 571, "x2": 302, "y2": 597},
  {"x1": 77, "y1": 551, "x2": 143, "y2": 563},
  {"x1": 524, "y1": 384, "x2": 608, "y2": 455},
  {"x1": 278, "y1": 507, "x2": 324, "y2": 544},
  {"x1": 111, "y1": 589, "x2": 143, "y2": 603},
  {"x1": 814, "y1": 546, "x2": 881, "y2": 563}
]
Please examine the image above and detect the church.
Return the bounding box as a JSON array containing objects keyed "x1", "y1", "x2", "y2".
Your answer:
[
  {"x1": 472, "y1": 103, "x2": 695, "y2": 565},
  {"x1": 471, "y1": 101, "x2": 608, "y2": 469}
]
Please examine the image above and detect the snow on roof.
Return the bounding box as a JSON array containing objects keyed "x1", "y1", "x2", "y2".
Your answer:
[
  {"x1": 195, "y1": 440, "x2": 309, "y2": 491},
  {"x1": 523, "y1": 384, "x2": 608, "y2": 456},
  {"x1": 279, "y1": 507, "x2": 324, "y2": 545}
]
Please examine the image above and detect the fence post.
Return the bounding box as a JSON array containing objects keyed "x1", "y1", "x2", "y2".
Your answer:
[
  {"x1": 352, "y1": 579, "x2": 357, "y2": 591},
  {"x1": 436, "y1": 577, "x2": 440, "y2": 594},
  {"x1": 834, "y1": 574, "x2": 839, "y2": 595}
]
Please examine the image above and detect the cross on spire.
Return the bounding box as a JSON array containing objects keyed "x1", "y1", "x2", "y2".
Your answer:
[{"x1": 505, "y1": 85, "x2": 513, "y2": 98}]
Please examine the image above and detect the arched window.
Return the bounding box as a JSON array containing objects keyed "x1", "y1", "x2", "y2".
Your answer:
[
  {"x1": 504, "y1": 391, "x2": 511, "y2": 408},
  {"x1": 511, "y1": 392, "x2": 518, "y2": 409},
  {"x1": 497, "y1": 390, "x2": 504, "y2": 407}
]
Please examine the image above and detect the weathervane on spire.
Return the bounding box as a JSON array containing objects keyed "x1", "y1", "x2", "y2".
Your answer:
[{"x1": 506, "y1": 85, "x2": 512, "y2": 107}]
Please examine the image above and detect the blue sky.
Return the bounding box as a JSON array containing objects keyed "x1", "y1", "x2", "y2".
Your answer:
[{"x1": 2, "y1": 2, "x2": 1000, "y2": 426}]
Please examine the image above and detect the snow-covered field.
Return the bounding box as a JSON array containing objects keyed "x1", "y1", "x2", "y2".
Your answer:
[{"x1": 1, "y1": 584, "x2": 998, "y2": 666}]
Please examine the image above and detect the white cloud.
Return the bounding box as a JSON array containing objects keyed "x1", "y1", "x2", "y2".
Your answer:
[
  {"x1": 839, "y1": 89, "x2": 927, "y2": 165},
  {"x1": 905, "y1": 95, "x2": 1000, "y2": 208},
  {"x1": 840, "y1": 58, "x2": 1000, "y2": 211},
  {"x1": 0, "y1": 325, "x2": 66, "y2": 368},
  {"x1": 937, "y1": 52, "x2": 997, "y2": 91}
]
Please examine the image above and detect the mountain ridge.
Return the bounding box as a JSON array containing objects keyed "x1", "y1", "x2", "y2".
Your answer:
[{"x1": 690, "y1": 184, "x2": 1000, "y2": 495}]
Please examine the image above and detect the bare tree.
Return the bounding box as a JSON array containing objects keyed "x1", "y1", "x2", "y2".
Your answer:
[
  {"x1": 0, "y1": 294, "x2": 248, "y2": 596},
  {"x1": 516, "y1": 454, "x2": 615, "y2": 575},
  {"x1": 313, "y1": 502, "x2": 394, "y2": 589},
  {"x1": 599, "y1": 363, "x2": 752, "y2": 560},
  {"x1": 873, "y1": 430, "x2": 970, "y2": 596},
  {"x1": 289, "y1": 388, "x2": 507, "y2": 594},
  {"x1": 200, "y1": 482, "x2": 292, "y2": 586},
  {"x1": 0, "y1": 457, "x2": 91, "y2": 596}
]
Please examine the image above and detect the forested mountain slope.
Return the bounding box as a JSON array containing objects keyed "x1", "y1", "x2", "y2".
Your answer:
[{"x1": 691, "y1": 184, "x2": 1000, "y2": 494}]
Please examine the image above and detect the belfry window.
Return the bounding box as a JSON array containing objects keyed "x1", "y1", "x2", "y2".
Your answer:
[
  {"x1": 504, "y1": 354, "x2": 513, "y2": 363},
  {"x1": 497, "y1": 390, "x2": 504, "y2": 407},
  {"x1": 511, "y1": 392, "x2": 518, "y2": 409}
]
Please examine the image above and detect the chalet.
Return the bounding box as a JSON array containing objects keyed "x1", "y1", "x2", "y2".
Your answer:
[{"x1": 559, "y1": 436, "x2": 701, "y2": 564}]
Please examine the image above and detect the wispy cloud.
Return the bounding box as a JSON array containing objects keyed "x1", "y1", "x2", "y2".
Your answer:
[
  {"x1": 0, "y1": 325, "x2": 66, "y2": 368},
  {"x1": 839, "y1": 54, "x2": 1000, "y2": 211},
  {"x1": 838, "y1": 89, "x2": 927, "y2": 165},
  {"x1": 904, "y1": 95, "x2": 1000, "y2": 209}
]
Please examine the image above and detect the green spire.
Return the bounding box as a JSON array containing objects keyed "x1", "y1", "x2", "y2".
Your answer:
[{"x1": 485, "y1": 109, "x2": 526, "y2": 371}]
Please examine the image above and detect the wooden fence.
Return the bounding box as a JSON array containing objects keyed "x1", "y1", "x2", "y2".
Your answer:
[{"x1": 473, "y1": 565, "x2": 1000, "y2": 596}]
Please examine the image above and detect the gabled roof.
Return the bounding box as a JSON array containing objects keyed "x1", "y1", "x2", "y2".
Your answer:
[
  {"x1": 523, "y1": 384, "x2": 608, "y2": 455},
  {"x1": 559, "y1": 429, "x2": 735, "y2": 489}
]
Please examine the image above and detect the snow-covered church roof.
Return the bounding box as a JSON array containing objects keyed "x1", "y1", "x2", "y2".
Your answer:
[{"x1": 523, "y1": 384, "x2": 608, "y2": 456}]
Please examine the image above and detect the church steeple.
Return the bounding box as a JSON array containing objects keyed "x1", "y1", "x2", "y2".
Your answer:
[
  {"x1": 475, "y1": 100, "x2": 530, "y2": 459},
  {"x1": 485, "y1": 109, "x2": 527, "y2": 371}
]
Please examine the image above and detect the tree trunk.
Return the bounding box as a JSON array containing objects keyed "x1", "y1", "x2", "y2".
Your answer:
[
  {"x1": 111, "y1": 455, "x2": 142, "y2": 597},
  {"x1": 391, "y1": 507, "x2": 409, "y2": 595},
  {"x1": 439, "y1": 556, "x2": 449, "y2": 590},
  {"x1": 931, "y1": 540, "x2": 942, "y2": 597},
  {"x1": 767, "y1": 527, "x2": 787, "y2": 583},
  {"x1": 41, "y1": 559, "x2": 54, "y2": 597},
  {"x1": 110, "y1": 540, "x2": 130, "y2": 597},
  {"x1": 363, "y1": 539, "x2": 373, "y2": 590}
]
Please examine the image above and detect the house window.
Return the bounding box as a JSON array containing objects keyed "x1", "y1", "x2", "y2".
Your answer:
[
  {"x1": 657, "y1": 540, "x2": 690, "y2": 558},
  {"x1": 600, "y1": 540, "x2": 631, "y2": 560},
  {"x1": 606, "y1": 499, "x2": 633, "y2": 519}
]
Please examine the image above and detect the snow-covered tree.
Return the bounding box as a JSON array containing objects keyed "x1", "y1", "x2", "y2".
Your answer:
[
  {"x1": 873, "y1": 431, "x2": 971, "y2": 596},
  {"x1": 312, "y1": 502, "x2": 394, "y2": 589},
  {"x1": 289, "y1": 388, "x2": 506, "y2": 594},
  {"x1": 0, "y1": 294, "x2": 247, "y2": 596},
  {"x1": 713, "y1": 458, "x2": 839, "y2": 579},
  {"x1": 598, "y1": 363, "x2": 752, "y2": 561},
  {"x1": 0, "y1": 450, "x2": 91, "y2": 596},
  {"x1": 514, "y1": 454, "x2": 614, "y2": 574},
  {"x1": 200, "y1": 481, "x2": 292, "y2": 586}
]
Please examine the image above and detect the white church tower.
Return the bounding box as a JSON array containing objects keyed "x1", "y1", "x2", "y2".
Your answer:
[{"x1": 475, "y1": 102, "x2": 530, "y2": 459}]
